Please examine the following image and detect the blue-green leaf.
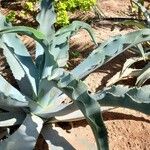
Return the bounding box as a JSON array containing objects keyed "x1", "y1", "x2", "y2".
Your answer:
[
  {"x1": 36, "y1": 0, "x2": 56, "y2": 41},
  {"x1": 0, "y1": 42, "x2": 36, "y2": 97},
  {"x1": 0, "y1": 75, "x2": 29, "y2": 107},
  {"x1": 133, "y1": 0, "x2": 150, "y2": 26},
  {"x1": 35, "y1": 0, "x2": 56, "y2": 73},
  {"x1": 0, "y1": 114, "x2": 43, "y2": 150},
  {"x1": 41, "y1": 46, "x2": 58, "y2": 79},
  {"x1": 0, "y1": 26, "x2": 45, "y2": 41},
  {"x1": 136, "y1": 62, "x2": 150, "y2": 86},
  {"x1": 51, "y1": 69, "x2": 108, "y2": 150},
  {"x1": 0, "y1": 14, "x2": 40, "y2": 97},
  {"x1": 51, "y1": 21, "x2": 97, "y2": 67},
  {"x1": 93, "y1": 85, "x2": 150, "y2": 115},
  {"x1": 72, "y1": 29, "x2": 150, "y2": 79},
  {"x1": 0, "y1": 112, "x2": 26, "y2": 127},
  {"x1": 55, "y1": 21, "x2": 97, "y2": 45}
]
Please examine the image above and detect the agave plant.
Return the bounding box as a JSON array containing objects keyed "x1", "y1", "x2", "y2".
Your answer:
[
  {"x1": 121, "y1": 0, "x2": 150, "y2": 29},
  {"x1": 107, "y1": 51, "x2": 150, "y2": 87},
  {"x1": 0, "y1": 0, "x2": 150, "y2": 150}
]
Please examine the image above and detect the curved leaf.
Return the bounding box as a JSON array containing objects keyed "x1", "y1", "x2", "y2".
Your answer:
[
  {"x1": 0, "y1": 15, "x2": 43, "y2": 97},
  {"x1": 117, "y1": 20, "x2": 146, "y2": 29},
  {"x1": 136, "y1": 62, "x2": 150, "y2": 86},
  {"x1": 35, "y1": 101, "x2": 79, "y2": 120},
  {"x1": 36, "y1": 0, "x2": 56, "y2": 41},
  {"x1": 93, "y1": 85, "x2": 150, "y2": 115},
  {"x1": 32, "y1": 79, "x2": 64, "y2": 115},
  {"x1": 35, "y1": 0, "x2": 56, "y2": 72},
  {"x1": 50, "y1": 21, "x2": 97, "y2": 67},
  {"x1": 0, "y1": 41, "x2": 37, "y2": 97},
  {"x1": 38, "y1": 80, "x2": 61, "y2": 107},
  {"x1": 51, "y1": 109, "x2": 84, "y2": 122},
  {"x1": 0, "y1": 105, "x2": 22, "y2": 112},
  {"x1": 0, "y1": 26, "x2": 45, "y2": 41},
  {"x1": 37, "y1": 20, "x2": 99, "y2": 112},
  {"x1": 0, "y1": 75, "x2": 29, "y2": 107},
  {"x1": 41, "y1": 46, "x2": 58, "y2": 79},
  {"x1": 34, "y1": 80, "x2": 80, "y2": 119},
  {"x1": 1, "y1": 39, "x2": 38, "y2": 97},
  {"x1": 107, "y1": 68, "x2": 141, "y2": 87},
  {"x1": 0, "y1": 112, "x2": 26, "y2": 127},
  {"x1": 136, "y1": 44, "x2": 146, "y2": 60},
  {"x1": 107, "y1": 55, "x2": 148, "y2": 86},
  {"x1": 133, "y1": 0, "x2": 150, "y2": 26},
  {"x1": 0, "y1": 114, "x2": 43, "y2": 150},
  {"x1": 55, "y1": 21, "x2": 97, "y2": 45},
  {"x1": 72, "y1": 28, "x2": 150, "y2": 79},
  {"x1": 121, "y1": 57, "x2": 144, "y2": 74},
  {"x1": 51, "y1": 69, "x2": 108, "y2": 150}
]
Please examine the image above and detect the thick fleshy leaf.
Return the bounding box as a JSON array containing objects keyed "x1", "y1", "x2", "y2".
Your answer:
[
  {"x1": 0, "y1": 75, "x2": 29, "y2": 107},
  {"x1": 51, "y1": 21, "x2": 97, "y2": 67},
  {"x1": 0, "y1": 105, "x2": 22, "y2": 112},
  {"x1": 39, "y1": 21, "x2": 97, "y2": 106},
  {"x1": 93, "y1": 85, "x2": 150, "y2": 115},
  {"x1": 35, "y1": 101, "x2": 79, "y2": 120},
  {"x1": 2, "y1": 43, "x2": 24, "y2": 80},
  {"x1": 0, "y1": 15, "x2": 47, "y2": 51},
  {"x1": 121, "y1": 57, "x2": 143, "y2": 74},
  {"x1": 121, "y1": 52, "x2": 150, "y2": 74},
  {"x1": 0, "y1": 26, "x2": 45, "y2": 41},
  {"x1": 136, "y1": 44, "x2": 146, "y2": 60},
  {"x1": 36, "y1": 20, "x2": 98, "y2": 113},
  {"x1": 1, "y1": 39, "x2": 38, "y2": 97},
  {"x1": 128, "y1": 85, "x2": 150, "y2": 103},
  {"x1": 41, "y1": 46, "x2": 58, "y2": 79},
  {"x1": 55, "y1": 21, "x2": 97, "y2": 45},
  {"x1": 133, "y1": 0, "x2": 150, "y2": 26},
  {"x1": 51, "y1": 106, "x2": 113, "y2": 123},
  {"x1": 0, "y1": 27, "x2": 49, "y2": 98},
  {"x1": 0, "y1": 16, "x2": 47, "y2": 97},
  {"x1": 0, "y1": 114, "x2": 43, "y2": 150},
  {"x1": 51, "y1": 109, "x2": 84, "y2": 122},
  {"x1": 117, "y1": 20, "x2": 146, "y2": 29},
  {"x1": 35, "y1": 0, "x2": 56, "y2": 72},
  {"x1": 72, "y1": 28, "x2": 150, "y2": 79},
  {"x1": 32, "y1": 79, "x2": 64, "y2": 116},
  {"x1": 38, "y1": 80, "x2": 61, "y2": 107},
  {"x1": 34, "y1": 81, "x2": 80, "y2": 119},
  {"x1": 107, "y1": 68, "x2": 141, "y2": 87},
  {"x1": 0, "y1": 112, "x2": 26, "y2": 127},
  {"x1": 36, "y1": 0, "x2": 56, "y2": 41},
  {"x1": 35, "y1": 42, "x2": 45, "y2": 77},
  {"x1": 136, "y1": 62, "x2": 150, "y2": 86},
  {"x1": 0, "y1": 42, "x2": 36, "y2": 97},
  {"x1": 0, "y1": 14, "x2": 40, "y2": 97},
  {"x1": 51, "y1": 69, "x2": 108, "y2": 150},
  {"x1": 107, "y1": 55, "x2": 148, "y2": 86},
  {"x1": 50, "y1": 35, "x2": 70, "y2": 67},
  {"x1": 107, "y1": 53, "x2": 150, "y2": 87}
]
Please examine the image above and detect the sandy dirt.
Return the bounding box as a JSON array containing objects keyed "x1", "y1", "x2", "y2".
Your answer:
[{"x1": 0, "y1": 0, "x2": 150, "y2": 150}]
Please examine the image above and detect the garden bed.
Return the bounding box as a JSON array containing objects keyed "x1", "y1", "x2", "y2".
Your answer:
[{"x1": 0, "y1": 0, "x2": 150, "y2": 149}]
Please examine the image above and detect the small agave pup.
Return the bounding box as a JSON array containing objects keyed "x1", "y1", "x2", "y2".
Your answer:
[{"x1": 0, "y1": 0, "x2": 150, "y2": 150}]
